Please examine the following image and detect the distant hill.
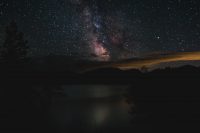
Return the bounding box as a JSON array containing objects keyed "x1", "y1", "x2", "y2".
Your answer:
[{"x1": 1, "y1": 52, "x2": 200, "y2": 84}]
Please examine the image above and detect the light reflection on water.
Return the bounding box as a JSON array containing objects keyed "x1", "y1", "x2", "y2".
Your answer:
[
  {"x1": 48, "y1": 85, "x2": 134, "y2": 132},
  {"x1": 91, "y1": 105, "x2": 109, "y2": 126}
]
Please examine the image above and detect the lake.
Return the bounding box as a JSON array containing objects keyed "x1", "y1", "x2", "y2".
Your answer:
[{"x1": 46, "y1": 85, "x2": 135, "y2": 133}]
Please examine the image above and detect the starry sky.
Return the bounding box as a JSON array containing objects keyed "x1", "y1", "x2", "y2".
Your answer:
[{"x1": 0, "y1": 0, "x2": 200, "y2": 61}]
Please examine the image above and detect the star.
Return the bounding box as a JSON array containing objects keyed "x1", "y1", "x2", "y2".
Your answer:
[{"x1": 156, "y1": 36, "x2": 160, "y2": 40}]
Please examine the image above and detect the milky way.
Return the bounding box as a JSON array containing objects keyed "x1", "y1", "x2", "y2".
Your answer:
[
  {"x1": 76, "y1": 0, "x2": 133, "y2": 61},
  {"x1": 81, "y1": 1, "x2": 110, "y2": 61}
]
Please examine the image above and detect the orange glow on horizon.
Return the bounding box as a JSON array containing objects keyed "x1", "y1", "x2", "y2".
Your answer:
[{"x1": 111, "y1": 51, "x2": 200, "y2": 70}]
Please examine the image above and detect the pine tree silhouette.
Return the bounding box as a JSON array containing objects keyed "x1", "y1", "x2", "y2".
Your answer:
[{"x1": 0, "y1": 21, "x2": 29, "y2": 64}]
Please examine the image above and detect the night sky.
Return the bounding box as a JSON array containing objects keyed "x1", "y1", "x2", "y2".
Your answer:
[{"x1": 0, "y1": 0, "x2": 200, "y2": 61}]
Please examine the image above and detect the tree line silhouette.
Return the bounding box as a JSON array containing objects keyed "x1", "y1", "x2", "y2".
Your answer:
[{"x1": 0, "y1": 21, "x2": 29, "y2": 65}]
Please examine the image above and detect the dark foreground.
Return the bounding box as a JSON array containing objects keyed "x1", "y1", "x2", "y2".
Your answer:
[{"x1": 1, "y1": 65, "x2": 200, "y2": 133}]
